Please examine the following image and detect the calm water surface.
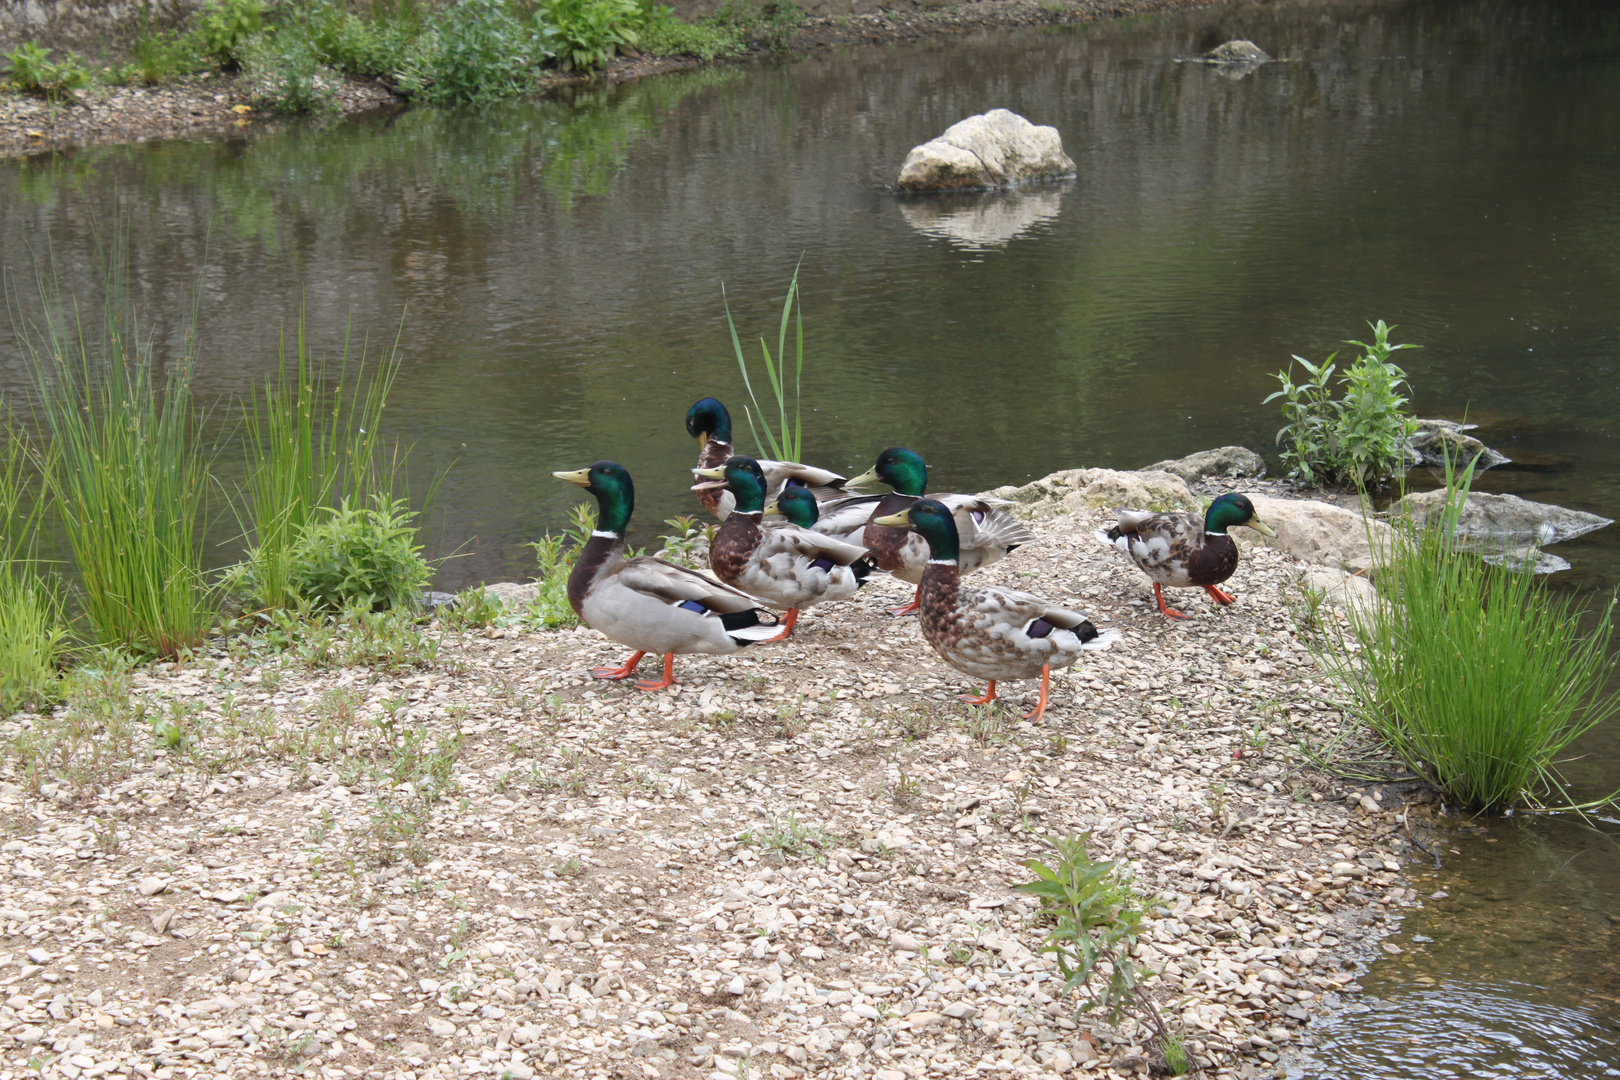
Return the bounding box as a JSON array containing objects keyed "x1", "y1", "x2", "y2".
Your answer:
[{"x1": 3, "y1": 0, "x2": 1620, "y2": 1074}]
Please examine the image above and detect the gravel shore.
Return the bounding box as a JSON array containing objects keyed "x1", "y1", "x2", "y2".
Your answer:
[
  {"x1": 0, "y1": 480, "x2": 1421, "y2": 1080},
  {"x1": 0, "y1": 0, "x2": 1230, "y2": 160}
]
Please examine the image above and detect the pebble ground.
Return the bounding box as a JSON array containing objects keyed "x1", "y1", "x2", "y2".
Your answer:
[{"x1": 0, "y1": 489, "x2": 1422, "y2": 1080}]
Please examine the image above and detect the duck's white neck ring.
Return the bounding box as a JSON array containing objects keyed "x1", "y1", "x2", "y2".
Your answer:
[
  {"x1": 591, "y1": 530, "x2": 621, "y2": 539},
  {"x1": 927, "y1": 558, "x2": 958, "y2": 566}
]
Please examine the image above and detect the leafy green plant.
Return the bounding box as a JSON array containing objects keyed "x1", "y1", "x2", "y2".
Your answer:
[
  {"x1": 1266, "y1": 319, "x2": 1418, "y2": 487},
  {"x1": 3, "y1": 42, "x2": 90, "y2": 102},
  {"x1": 286, "y1": 495, "x2": 432, "y2": 612},
  {"x1": 128, "y1": 30, "x2": 207, "y2": 84},
  {"x1": 540, "y1": 0, "x2": 643, "y2": 71},
  {"x1": 0, "y1": 419, "x2": 69, "y2": 713},
  {"x1": 408, "y1": 0, "x2": 551, "y2": 104},
  {"x1": 195, "y1": 0, "x2": 266, "y2": 69},
  {"x1": 24, "y1": 266, "x2": 216, "y2": 659},
  {"x1": 1015, "y1": 834, "x2": 1169, "y2": 1042},
  {"x1": 242, "y1": 34, "x2": 341, "y2": 114},
  {"x1": 441, "y1": 584, "x2": 503, "y2": 629},
  {"x1": 1309, "y1": 453, "x2": 1620, "y2": 811},
  {"x1": 725, "y1": 263, "x2": 806, "y2": 462}
]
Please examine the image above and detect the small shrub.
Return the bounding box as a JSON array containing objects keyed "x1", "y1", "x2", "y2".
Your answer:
[
  {"x1": 440, "y1": 584, "x2": 503, "y2": 629},
  {"x1": 1310, "y1": 455, "x2": 1620, "y2": 811},
  {"x1": 1266, "y1": 319, "x2": 1418, "y2": 487},
  {"x1": 242, "y1": 34, "x2": 342, "y2": 114},
  {"x1": 539, "y1": 0, "x2": 643, "y2": 71},
  {"x1": 1016, "y1": 834, "x2": 1170, "y2": 1044},
  {"x1": 287, "y1": 495, "x2": 432, "y2": 612},
  {"x1": 128, "y1": 30, "x2": 205, "y2": 84},
  {"x1": 408, "y1": 0, "x2": 551, "y2": 104},
  {"x1": 195, "y1": 0, "x2": 266, "y2": 69},
  {"x1": 3, "y1": 42, "x2": 90, "y2": 102}
]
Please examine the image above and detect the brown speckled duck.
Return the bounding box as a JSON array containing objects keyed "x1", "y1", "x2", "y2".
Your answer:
[
  {"x1": 685, "y1": 397, "x2": 856, "y2": 521},
  {"x1": 848, "y1": 447, "x2": 1034, "y2": 616},
  {"x1": 693, "y1": 456, "x2": 871, "y2": 641},
  {"x1": 1095, "y1": 493, "x2": 1277, "y2": 620},
  {"x1": 874, "y1": 500, "x2": 1119, "y2": 722}
]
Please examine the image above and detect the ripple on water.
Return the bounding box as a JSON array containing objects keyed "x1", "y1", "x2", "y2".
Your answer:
[{"x1": 1289, "y1": 983, "x2": 1620, "y2": 1080}]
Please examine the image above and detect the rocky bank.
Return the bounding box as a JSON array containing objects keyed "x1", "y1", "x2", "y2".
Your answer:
[
  {"x1": 0, "y1": 464, "x2": 1430, "y2": 1080},
  {"x1": 0, "y1": 0, "x2": 1229, "y2": 160}
]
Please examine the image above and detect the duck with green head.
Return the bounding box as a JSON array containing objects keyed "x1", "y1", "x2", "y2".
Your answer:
[
  {"x1": 553, "y1": 460, "x2": 782, "y2": 690},
  {"x1": 874, "y1": 499, "x2": 1119, "y2": 722},
  {"x1": 685, "y1": 397, "x2": 856, "y2": 521},
  {"x1": 693, "y1": 456, "x2": 872, "y2": 640},
  {"x1": 848, "y1": 447, "x2": 1035, "y2": 615},
  {"x1": 1096, "y1": 493, "x2": 1277, "y2": 620}
]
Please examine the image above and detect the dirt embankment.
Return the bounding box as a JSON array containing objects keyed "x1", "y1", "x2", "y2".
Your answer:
[{"x1": 0, "y1": 0, "x2": 1230, "y2": 159}]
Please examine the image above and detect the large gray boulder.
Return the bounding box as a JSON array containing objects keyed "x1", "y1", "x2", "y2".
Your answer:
[
  {"x1": 1246, "y1": 495, "x2": 1395, "y2": 575},
  {"x1": 1407, "y1": 419, "x2": 1510, "y2": 471},
  {"x1": 1393, "y1": 490, "x2": 1613, "y2": 547},
  {"x1": 1205, "y1": 40, "x2": 1271, "y2": 63},
  {"x1": 896, "y1": 110, "x2": 1075, "y2": 193},
  {"x1": 1146, "y1": 446, "x2": 1267, "y2": 484}
]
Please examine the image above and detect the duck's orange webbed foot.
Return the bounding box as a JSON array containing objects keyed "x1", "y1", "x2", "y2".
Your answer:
[
  {"x1": 765, "y1": 608, "x2": 799, "y2": 642},
  {"x1": 1022, "y1": 666, "x2": 1053, "y2": 722},
  {"x1": 1204, "y1": 584, "x2": 1236, "y2": 606},
  {"x1": 886, "y1": 584, "x2": 921, "y2": 617},
  {"x1": 959, "y1": 680, "x2": 998, "y2": 706},
  {"x1": 1154, "y1": 583, "x2": 1190, "y2": 620},
  {"x1": 592, "y1": 651, "x2": 647, "y2": 680},
  {"x1": 634, "y1": 653, "x2": 678, "y2": 692}
]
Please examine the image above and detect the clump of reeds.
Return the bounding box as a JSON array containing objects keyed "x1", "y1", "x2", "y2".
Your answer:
[
  {"x1": 1314, "y1": 454, "x2": 1620, "y2": 811},
  {"x1": 24, "y1": 272, "x2": 215, "y2": 660},
  {"x1": 0, "y1": 415, "x2": 70, "y2": 710}
]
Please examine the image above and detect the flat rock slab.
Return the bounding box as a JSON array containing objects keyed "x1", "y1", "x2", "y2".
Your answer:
[
  {"x1": 1147, "y1": 446, "x2": 1267, "y2": 484},
  {"x1": 897, "y1": 109, "x2": 1075, "y2": 192},
  {"x1": 1394, "y1": 489, "x2": 1613, "y2": 546},
  {"x1": 1247, "y1": 495, "x2": 1394, "y2": 575}
]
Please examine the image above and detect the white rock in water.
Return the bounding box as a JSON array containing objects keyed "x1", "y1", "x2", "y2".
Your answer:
[
  {"x1": 897, "y1": 109, "x2": 1075, "y2": 192},
  {"x1": 1205, "y1": 39, "x2": 1271, "y2": 63}
]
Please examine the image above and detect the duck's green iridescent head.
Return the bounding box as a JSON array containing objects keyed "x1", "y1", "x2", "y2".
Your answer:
[
  {"x1": 693, "y1": 455, "x2": 768, "y2": 514},
  {"x1": 552, "y1": 460, "x2": 634, "y2": 535},
  {"x1": 849, "y1": 447, "x2": 928, "y2": 497},
  {"x1": 685, "y1": 398, "x2": 733, "y2": 447},
  {"x1": 873, "y1": 497, "x2": 959, "y2": 561},
  {"x1": 1204, "y1": 493, "x2": 1276, "y2": 537},
  {"x1": 770, "y1": 486, "x2": 820, "y2": 529}
]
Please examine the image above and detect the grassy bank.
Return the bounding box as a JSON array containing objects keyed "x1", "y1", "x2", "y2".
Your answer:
[{"x1": 1, "y1": 0, "x2": 804, "y2": 114}]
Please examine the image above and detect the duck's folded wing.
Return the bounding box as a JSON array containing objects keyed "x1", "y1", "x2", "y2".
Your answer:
[
  {"x1": 968, "y1": 586, "x2": 1120, "y2": 650},
  {"x1": 759, "y1": 460, "x2": 849, "y2": 503},
  {"x1": 617, "y1": 557, "x2": 768, "y2": 614},
  {"x1": 808, "y1": 493, "x2": 885, "y2": 540},
  {"x1": 760, "y1": 525, "x2": 870, "y2": 567}
]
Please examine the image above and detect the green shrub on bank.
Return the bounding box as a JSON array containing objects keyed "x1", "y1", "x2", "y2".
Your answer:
[
  {"x1": 1311, "y1": 456, "x2": 1620, "y2": 812},
  {"x1": 242, "y1": 34, "x2": 342, "y2": 113},
  {"x1": 2, "y1": 42, "x2": 90, "y2": 101},
  {"x1": 286, "y1": 496, "x2": 432, "y2": 612},
  {"x1": 640, "y1": 0, "x2": 803, "y2": 59},
  {"x1": 400, "y1": 0, "x2": 554, "y2": 104},
  {"x1": 1266, "y1": 319, "x2": 1418, "y2": 487},
  {"x1": 542, "y1": 0, "x2": 643, "y2": 71},
  {"x1": 195, "y1": 0, "x2": 265, "y2": 69}
]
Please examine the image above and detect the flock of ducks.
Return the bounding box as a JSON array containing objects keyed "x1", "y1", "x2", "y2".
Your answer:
[{"x1": 552, "y1": 398, "x2": 1276, "y2": 720}]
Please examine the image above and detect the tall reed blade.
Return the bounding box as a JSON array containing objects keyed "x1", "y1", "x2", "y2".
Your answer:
[
  {"x1": 724, "y1": 264, "x2": 805, "y2": 463},
  {"x1": 0, "y1": 414, "x2": 69, "y2": 709}
]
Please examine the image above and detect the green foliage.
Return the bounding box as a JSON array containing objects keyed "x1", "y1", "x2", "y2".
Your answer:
[
  {"x1": 237, "y1": 318, "x2": 404, "y2": 609},
  {"x1": 1309, "y1": 455, "x2": 1620, "y2": 812},
  {"x1": 523, "y1": 503, "x2": 598, "y2": 629},
  {"x1": 440, "y1": 584, "x2": 504, "y2": 629},
  {"x1": 242, "y1": 34, "x2": 341, "y2": 114},
  {"x1": 285, "y1": 495, "x2": 431, "y2": 612},
  {"x1": 1266, "y1": 319, "x2": 1419, "y2": 487},
  {"x1": 2, "y1": 42, "x2": 90, "y2": 101},
  {"x1": 726, "y1": 264, "x2": 806, "y2": 462},
  {"x1": 0, "y1": 421, "x2": 69, "y2": 713},
  {"x1": 1016, "y1": 834, "x2": 1169, "y2": 1042},
  {"x1": 405, "y1": 0, "x2": 552, "y2": 105},
  {"x1": 128, "y1": 31, "x2": 208, "y2": 85},
  {"x1": 24, "y1": 267, "x2": 216, "y2": 660},
  {"x1": 637, "y1": 12, "x2": 750, "y2": 61},
  {"x1": 540, "y1": 0, "x2": 643, "y2": 71},
  {"x1": 195, "y1": 0, "x2": 266, "y2": 69}
]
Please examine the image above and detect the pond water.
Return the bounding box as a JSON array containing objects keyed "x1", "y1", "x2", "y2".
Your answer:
[{"x1": 3, "y1": 0, "x2": 1620, "y2": 1074}]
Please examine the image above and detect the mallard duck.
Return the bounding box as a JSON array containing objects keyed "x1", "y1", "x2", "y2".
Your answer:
[
  {"x1": 874, "y1": 500, "x2": 1119, "y2": 721},
  {"x1": 553, "y1": 461, "x2": 781, "y2": 690},
  {"x1": 1095, "y1": 493, "x2": 1277, "y2": 620},
  {"x1": 693, "y1": 456, "x2": 872, "y2": 640},
  {"x1": 686, "y1": 397, "x2": 857, "y2": 521},
  {"x1": 848, "y1": 447, "x2": 1035, "y2": 615}
]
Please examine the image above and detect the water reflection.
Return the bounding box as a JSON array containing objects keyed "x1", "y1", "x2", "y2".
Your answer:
[{"x1": 897, "y1": 183, "x2": 1070, "y2": 249}]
